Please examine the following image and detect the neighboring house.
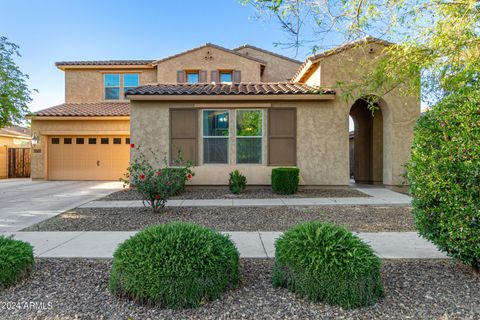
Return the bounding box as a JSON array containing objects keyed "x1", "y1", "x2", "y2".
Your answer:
[
  {"x1": 0, "y1": 126, "x2": 31, "y2": 179},
  {"x1": 30, "y1": 38, "x2": 420, "y2": 185}
]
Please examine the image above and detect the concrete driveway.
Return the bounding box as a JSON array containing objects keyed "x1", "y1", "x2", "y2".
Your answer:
[{"x1": 0, "y1": 179, "x2": 122, "y2": 232}]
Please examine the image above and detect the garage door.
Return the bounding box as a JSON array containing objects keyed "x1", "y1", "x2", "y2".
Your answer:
[{"x1": 48, "y1": 136, "x2": 130, "y2": 180}]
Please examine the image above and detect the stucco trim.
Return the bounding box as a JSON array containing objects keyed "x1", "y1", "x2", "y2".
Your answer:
[
  {"x1": 127, "y1": 94, "x2": 335, "y2": 101},
  {"x1": 40, "y1": 130, "x2": 130, "y2": 135},
  {"x1": 0, "y1": 134, "x2": 31, "y2": 139},
  {"x1": 194, "y1": 103, "x2": 271, "y2": 109},
  {"x1": 57, "y1": 65, "x2": 154, "y2": 71}
]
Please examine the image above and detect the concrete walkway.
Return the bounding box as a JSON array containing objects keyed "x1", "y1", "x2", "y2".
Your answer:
[
  {"x1": 80, "y1": 187, "x2": 412, "y2": 208},
  {"x1": 5, "y1": 231, "x2": 446, "y2": 259},
  {"x1": 0, "y1": 180, "x2": 123, "y2": 232}
]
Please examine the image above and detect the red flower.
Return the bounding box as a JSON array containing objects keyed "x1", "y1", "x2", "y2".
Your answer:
[
  {"x1": 130, "y1": 143, "x2": 135, "y2": 148},
  {"x1": 155, "y1": 171, "x2": 162, "y2": 176},
  {"x1": 186, "y1": 173, "x2": 193, "y2": 181},
  {"x1": 139, "y1": 173, "x2": 146, "y2": 180},
  {"x1": 155, "y1": 195, "x2": 161, "y2": 200}
]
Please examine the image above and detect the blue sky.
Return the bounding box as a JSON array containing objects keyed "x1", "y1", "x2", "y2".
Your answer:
[{"x1": 0, "y1": 0, "x2": 318, "y2": 112}]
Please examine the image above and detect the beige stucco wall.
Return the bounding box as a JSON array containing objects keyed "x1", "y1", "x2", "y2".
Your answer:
[
  {"x1": 30, "y1": 118, "x2": 130, "y2": 179},
  {"x1": 234, "y1": 47, "x2": 302, "y2": 82},
  {"x1": 130, "y1": 99, "x2": 347, "y2": 186},
  {"x1": 304, "y1": 42, "x2": 420, "y2": 185},
  {"x1": 65, "y1": 68, "x2": 157, "y2": 102},
  {"x1": 155, "y1": 46, "x2": 262, "y2": 83}
]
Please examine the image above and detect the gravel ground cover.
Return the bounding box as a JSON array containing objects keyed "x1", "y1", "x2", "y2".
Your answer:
[
  {"x1": 100, "y1": 186, "x2": 370, "y2": 201},
  {"x1": 1, "y1": 258, "x2": 478, "y2": 319},
  {"x1": 23, "y1": 205, "x2": 413, "y2": 232}
]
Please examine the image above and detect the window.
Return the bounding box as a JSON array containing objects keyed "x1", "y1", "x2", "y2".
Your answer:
[
  {"x1": 51, "y1": 138, "x2": 60, "y2": 144},
  {"x1": 219, "y1": 71, "x2": 232, "y2": 83},
  {"x1": 104, "y1": 74, "x2": 120, "y2": 100},
  {"x1": 123, "y1": 74, "x2": 139, "y2": 94},
  {"x1": 236, "y1": 110, "x2": 262, "y2": 164},
  {"x1": 113, "y1": 138, "x2": 121, "y2": 145},
  {"x1": 101, "y1": 138, "x2": 109, "y2": 144},
  {"x1": 203, "y1": 110, "x2": 229, "y2": 164},
  {"x1": 76, "y1": 138, "x2": 84, "y2": 144},
  {"x1": 88, "y1": 138, "x2": 97, "y2": 144},
  {"x1": 104, "y1": 73, "x2": 139, "y2": 99},
  {"x1": 64, "y1": 138, "x2": 72, "y2": 144},
  {"x1": 126, "y1": 137, "x2": 130, "y2": 144},
  {"x1": 186, "y1": 71, "x2": 199, "y2": 84}
]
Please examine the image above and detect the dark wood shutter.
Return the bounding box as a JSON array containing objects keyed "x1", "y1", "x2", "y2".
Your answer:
[
  {"x1": 211, "y1": 70, "x2": 219, "y2": 83},
  {"x1": 170, "y1": 109, "x2": 197, "y2": 165},
  {"x1": 199, "y1": 70, "x2": 207, "y2": 83},
  {"x1": 177, "y1": 70, "x2": 185, "y2": 83},
  {"x1": 233, "y1": 70, "x2": 241, "y2": 83},
  {"x1": 268, "y1": 108, "x2": 296, "y2": 166}
]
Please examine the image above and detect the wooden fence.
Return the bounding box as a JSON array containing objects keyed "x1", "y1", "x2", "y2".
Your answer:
[{"x1": 8, "y1": 148, "x2": 31, "y2": 178}]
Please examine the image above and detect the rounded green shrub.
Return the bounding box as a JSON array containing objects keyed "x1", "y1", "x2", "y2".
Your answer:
[
  {"x1": 109, "y1": 222, "x2": 240, "y2": 308},
  {"x1": 272, "y1": 222, "x2": 383, "y2": 309},
  {"x1": 406, "y1": 88, "x2": 480, "y2": 270},
  {"x1": 229, "y1": 170, "x2": 247, "y2": 194},
  {"x1": 0, "y1": 236, "x2": 34, "y2": 290},
  {"x1": 271, "y1": 167, "x2": 300, "y2": 194}
]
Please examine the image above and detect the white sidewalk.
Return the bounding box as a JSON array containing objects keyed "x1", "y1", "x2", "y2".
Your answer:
[
  {"x1": 80, "y1": 188, "x2": 412, "y2": 208},
  {"x1": 5, "y1": 231, "x2": 446, "y2": 259}
]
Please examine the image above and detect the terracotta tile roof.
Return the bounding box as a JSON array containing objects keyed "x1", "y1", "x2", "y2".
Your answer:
[
  {"x1": 55, "y1": 60, "x2": 154, "y2": 67},
  {"x1": 0, "y1": 126, "x2": 31, "y2": 138},
  {"x1": 32, "y1": 102, "x2": 130, "y2": 117},
  {"x1": 233, "y1": 44, "x2": 303, "y2": 64},
  {"x1": 152, "y1": 43, "x2": 267, "y2": 65},
  {"x1": 126, "y1": 83, "x2": 334, "y2": 96}
]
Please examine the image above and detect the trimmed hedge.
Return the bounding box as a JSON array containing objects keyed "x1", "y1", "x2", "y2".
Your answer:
[
  {"x1": 0, "y1": 236, "x2": 34, "y2": 290},
  {"x1": 271, "y1": 167, "x2": 300, "y2": 194},
  {"x1": 406, "y1": 88, "x2": 480, "y2": 270},
  {"x1": 272, "y1": 222, "x2": 383, "y2": 309},
  {"x1": 109, "y1": 222, "x2": 240, "y2": 308}
]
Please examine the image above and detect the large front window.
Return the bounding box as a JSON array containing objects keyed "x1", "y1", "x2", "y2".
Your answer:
[
  {"x1": 123, "y1": 74, "x2": 139, "y2": 93},
  {"x1": 236, "y1": 110, "x2": 262, "y2": 164},
  {"x1": 203, "y1": 110, "x2": 229, "y2": 164}
]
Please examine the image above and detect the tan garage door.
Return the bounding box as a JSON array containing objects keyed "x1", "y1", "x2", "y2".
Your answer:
[{"x1": 48, "y1": 136, "x2": 130, "y2": 180}]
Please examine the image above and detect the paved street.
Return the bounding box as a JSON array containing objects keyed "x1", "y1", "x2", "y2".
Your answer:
[{"x1": 0, "y1": 180, "x2": 123, "y2": 232}]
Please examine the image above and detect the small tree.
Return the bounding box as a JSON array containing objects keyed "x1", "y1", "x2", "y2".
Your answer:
[
  {"x1": 0, "y1": 37, "x2": 34, "y2": 127},
  {"x1": 406, "y1": 87, "x2": 480, "y2": 271},
  {"x1": 122, "y1": 145, "x2": 194, "y2": 213}
]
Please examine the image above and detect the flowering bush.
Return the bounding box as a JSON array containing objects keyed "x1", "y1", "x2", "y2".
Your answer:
[{"x1": 122, "y1": 145, "x2": 194, "y2": 213}]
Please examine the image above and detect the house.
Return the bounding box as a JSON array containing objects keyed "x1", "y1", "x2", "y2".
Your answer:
[
  {"x1": 0, "y1": 126, "x2": 31, "y2": 179},
  {"x1": 30, "y1": 38, "x2": 420, "y2": 185}
]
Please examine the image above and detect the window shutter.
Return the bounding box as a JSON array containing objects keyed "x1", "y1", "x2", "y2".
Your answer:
[
  {"x1": 199, "y1": 70, "x2": 207, "y2": 83},
  {"x1": 268, "y1": 108, "x2": 296, "y2": 166},
  {"x1": 233, "y1": 70, "x2": 241, "y2": 83},
  {"x1": 211, "y1": 70, "x2": 219, "y2": 83},
  {"x1": 177, "y1": 70, "x2": 185, "y2": 83},
  {"x1": 170, "y1": 109, "x2": 197, "y2": 165}
]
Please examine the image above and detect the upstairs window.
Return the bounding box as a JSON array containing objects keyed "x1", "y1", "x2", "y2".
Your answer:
[
  {"x1": 104, "y1": 74, "x2": 120, "y2": 100},
  {"x1": 219, "y1": 71, "x2": 233, "y2": 84},
  {"x1": 104, "y1": 73, "x2": 139, "y2": 100},
  {"x1": 123, "y1": 74, "x2": 139, "y2": 93},
  {"x1": 186, "y1": 71, "x2": 199, "y2": 84}
]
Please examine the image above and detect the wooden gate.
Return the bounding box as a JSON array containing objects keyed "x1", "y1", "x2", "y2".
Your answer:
[{"x1": 8, "y1": 148, "x2": 31, "y2": 178}]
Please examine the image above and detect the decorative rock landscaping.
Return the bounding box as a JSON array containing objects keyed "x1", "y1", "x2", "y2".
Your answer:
[
  {"x1": 22, "y1": 205, "x2": 414, "y2": 232},
  {"x1": 0, "y1": 258, "x2": 478, "y2": 319}
]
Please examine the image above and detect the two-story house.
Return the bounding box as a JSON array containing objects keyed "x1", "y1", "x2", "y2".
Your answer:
[{"x1": 30, "y1": 39, "x2": 420, "y2": 185}]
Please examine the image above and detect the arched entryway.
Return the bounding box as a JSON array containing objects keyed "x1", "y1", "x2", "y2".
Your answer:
[{"x1": 349, "y1": 97, "x2": 384, "y2": 184}]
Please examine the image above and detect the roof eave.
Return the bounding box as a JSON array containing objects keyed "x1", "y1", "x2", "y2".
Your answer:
[{"x1": 127, "y1": 93, "x2": 335, "y2": 101}]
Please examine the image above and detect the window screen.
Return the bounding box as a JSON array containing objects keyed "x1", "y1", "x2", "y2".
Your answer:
[{"x1": 203, "y1": 110, "x2": 229, "y2": 164}]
